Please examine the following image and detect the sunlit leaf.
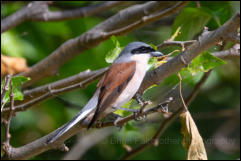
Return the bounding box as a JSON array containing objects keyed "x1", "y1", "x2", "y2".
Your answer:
[
  {"x1": 105, "y1": 36, "x2": 123, "y2": 63},
  {"x1": 188, "y1": 51, "x2": 226, "y2": 75},
  {"x1": 149, "y1": 43, "x2": 158, "y2": 50}
]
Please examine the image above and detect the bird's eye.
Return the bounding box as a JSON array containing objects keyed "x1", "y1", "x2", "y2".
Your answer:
[{"x1": 131, "y1": 46, "x2": 155, "y2": 54}]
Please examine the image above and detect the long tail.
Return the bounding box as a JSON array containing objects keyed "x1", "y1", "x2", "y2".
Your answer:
[{"x1": 47, "y1": 90, "x2": 100, "y2": 143}]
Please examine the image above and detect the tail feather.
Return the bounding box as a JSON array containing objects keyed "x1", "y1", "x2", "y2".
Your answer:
[
  {"x1": 47, "y1": 90, "x2": 100, "y2": 143},
  {"x1": 47, "y1": 108, "x2": 94, "y2": 143}
]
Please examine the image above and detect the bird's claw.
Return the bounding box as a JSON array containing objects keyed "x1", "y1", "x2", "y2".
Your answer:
[
  {"x1": 114, "y1": 117, "x2": 124, "y2": 130},
  {"x1": 133, "y1": 110, "x2": 147, "y2": 121}
]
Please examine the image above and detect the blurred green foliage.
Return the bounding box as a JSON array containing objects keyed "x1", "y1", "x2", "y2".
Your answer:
[{"x1": 1, "y1": 1, "x2": 240, "y2": 160}]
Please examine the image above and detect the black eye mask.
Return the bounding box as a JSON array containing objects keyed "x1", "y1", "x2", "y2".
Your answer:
[{"x1": 131, "y1": 46, "x2": 155, "y2": 54}]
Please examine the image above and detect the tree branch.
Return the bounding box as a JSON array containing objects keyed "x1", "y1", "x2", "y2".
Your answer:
[
  {"x1": 157, "y1": 40, "x2": 197, "y2": 50},
  {"x1": 2, "y1": 97, "x2": 174, "y2": 160},
  {"x1": 1, "y1": 1, "x2": 125, "y2": 33},
  {"x1": 1, "y1": 68, "x2": 107, "y2": 116},
  {"x1": 22, "y1": 68, "x2": 107, "y2": 106},
  {"x1": 212, "y1": 44, "x2": 240, "y2": 59},
  {"x1": 139, "y1": 12, "x2": 240, "y2": 94},
  {"x1": 1, "y1": 75, "x2": 12, "y2": 111},
  {"x1": 2, "y1": 80, "x2": 15, "y2": 158},
  {"x1": 17, "y1": 1, "x2": 187, "y2": 87}
]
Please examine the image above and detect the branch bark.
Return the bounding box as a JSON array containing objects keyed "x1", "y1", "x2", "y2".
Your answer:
[
  {"x1": 1, "y1": 68, "x2": 107, "y2": 116},
  {"x1": 1, "y1": 1, "x2": 125, "y2": 33},
  {"x1": 212, "y1": 44, "x2": 240, "y2": 59},
  {"x1": 139, "y1": 12, "x2": 240, "y2": 94},
  {"x1": 2, "y1": 97, "x2": 173, "y2": 160},
  {"x1": 17, "y1": 1, "x2": 187, "y2": 87}
]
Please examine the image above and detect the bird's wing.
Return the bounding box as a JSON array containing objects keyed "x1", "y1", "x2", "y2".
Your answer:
[{"x1": 88, "y1": 61, "x2": 136, "y2": 128}]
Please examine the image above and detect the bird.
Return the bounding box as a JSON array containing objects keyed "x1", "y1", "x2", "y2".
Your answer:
[{"x1": 48, "y1": 42, "x2": 163, "y2": 143}]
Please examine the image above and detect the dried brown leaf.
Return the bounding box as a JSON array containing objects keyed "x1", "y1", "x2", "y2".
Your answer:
[
  {"x1": 1, "y1": 55, "x2": 29, "y2": 77},
  {"x1": 180, "y1": 111, "x2": 208, "y2": 160}
]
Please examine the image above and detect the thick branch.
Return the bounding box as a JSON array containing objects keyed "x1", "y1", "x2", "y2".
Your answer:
[
  {"x1": 18, "y1": 1, "x2": 186, "y2": 87},
  {"x1": 1, "y1": 1, "x2": 125, "y2": 33},
  {"x1": 23, "y1": 68, "x2": 107, "y2": 105},
  {"x1": 2, "y1": 98, "x2": 173, "y2": 160},
  {"x1": 1, "y1": 68, "x2": 107, "y2": 116},
  {"x1": 139, "y1": 12, "x2": 240, "y2": 94}
]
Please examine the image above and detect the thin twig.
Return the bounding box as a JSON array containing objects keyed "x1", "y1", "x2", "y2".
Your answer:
[
  {"x1": 212, "y1": 44, "x2": 240, "y2": 59},
  {"x1": 16, "y1": 68, "x2": 107, "y2": 107},
  {"x1": 177, "y1": 72, "x2": 188, "y2": 111},
  {"x1": 1, "y1": 75, "x2": 12, "y2": 111},
  {"x1": 2, "y1": 69, "x2": 106, "y2": 116},
  {"x1": 99, "y1": 98, "x2": 173, "y2": 128},
  {"x1": 157, "y1": 40, "x2": 197, "y2": 50},
  {"x1": 2, "y1": 80, "x2": 15, "y2": 158}
]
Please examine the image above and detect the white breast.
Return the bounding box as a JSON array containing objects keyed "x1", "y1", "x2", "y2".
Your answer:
[{"x1": 112, "y1": 54, "x2": 150, "y2": 107}]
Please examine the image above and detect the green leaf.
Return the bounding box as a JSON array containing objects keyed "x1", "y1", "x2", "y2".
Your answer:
[
  {"x1": 149, "y1": 43, "x2": 158, "y2": 50},
  {"x1": 172, "y1": 7, "x2": 212, "y2": 40},
  {"x1": 1, "y1": 76, "x2": 30, "y2": 107},
  {"x1": 148, "y1": 57, "x2": 158, "y2": 70},
  {"x1": 188, "y1": 51, "x2": 226, "y2": 75},
  {"x1": 200, "y1": 1, "x2": 232, "y2": 30},
  {"x1": 147, "y1": 44, "x2": 159, "y2": 70},
  {"x1": 105, "y1": 36, "x2": 123, "y2": 63}
]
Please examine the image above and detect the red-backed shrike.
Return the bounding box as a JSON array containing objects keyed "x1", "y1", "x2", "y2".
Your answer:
[{"x1": 48, "y1": 42, "x2": 163, "y2": 143}]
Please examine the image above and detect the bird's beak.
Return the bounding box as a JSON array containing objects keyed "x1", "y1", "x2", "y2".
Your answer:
[{"x1": 150, "y1": 51, "x2": 163, "y2": 57}]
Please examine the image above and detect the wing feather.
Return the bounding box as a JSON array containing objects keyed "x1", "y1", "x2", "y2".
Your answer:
[{"x1": 88, "y1": 62, "x2": 136, "y2": 128}]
